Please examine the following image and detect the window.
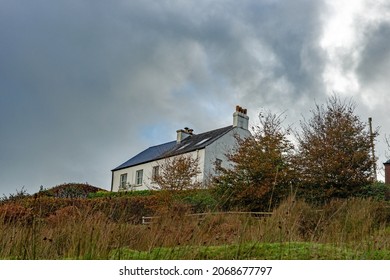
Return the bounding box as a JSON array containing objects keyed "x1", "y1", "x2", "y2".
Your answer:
[
  {"x1": 195, "y1": 138, "x2": 211, "y2": 146},
  {"x1": 152, "y1": 166, "x2": 159, "y2": 182},
  {"x1": 120, "y1": 173, "x2": 127, "y2": 189},
  {"x1": 215, "y1": 158, "x2": 222, "y2": 175},
  {"x1": 178, "y1": 143, "x2": 190, "y2": 150},
  {"x1": 136, "y1": 169, "x2": 143, "y2": 185}
]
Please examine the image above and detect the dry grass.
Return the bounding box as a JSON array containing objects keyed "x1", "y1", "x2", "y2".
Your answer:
[{"x1": 0, "y1": 196, "x2": 390, "y2": 259}]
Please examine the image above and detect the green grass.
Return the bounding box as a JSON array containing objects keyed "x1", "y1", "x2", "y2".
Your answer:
[
  {"x1": 87, "y1": 189, "x2": 154, "y2": 198},
  {"x1": 110, "y1": 242, "x2": 390, "y2": 260}
]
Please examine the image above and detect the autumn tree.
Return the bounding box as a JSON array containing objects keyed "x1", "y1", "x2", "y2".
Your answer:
[
  {"x1": 214, "y1": 110, "x2": 295, "y2": 211},
  {"x1": 153, "y1": 154, "x2": 202, "y2": 191},
  {"x1": 295, "y1": 95, "x2": 377, "y2": 201}
]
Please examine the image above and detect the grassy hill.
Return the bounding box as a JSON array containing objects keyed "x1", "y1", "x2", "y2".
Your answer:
[{"x1": 1, "y1": 184, "x2": 390, "y2": 259}]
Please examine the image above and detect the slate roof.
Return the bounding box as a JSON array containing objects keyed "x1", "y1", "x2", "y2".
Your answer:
[
  {"x1": 112, "y1": 125, "x2": 234, "y2": 171},
  {"x1": 112, "y1": 141, "x2": 177, "y2": 171}
]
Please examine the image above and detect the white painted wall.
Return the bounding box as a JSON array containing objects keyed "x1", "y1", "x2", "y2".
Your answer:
[
  {"x1": 203, "y1": 127, "x2": 251, "y2": 183},
  {"x1": 112, "y1": 149, "x2": 206, "y2": 191}
]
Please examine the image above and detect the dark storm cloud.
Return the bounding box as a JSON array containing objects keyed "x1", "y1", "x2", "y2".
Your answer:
[
  {"x1": 357, "y1": 22, "x2": 390, "y2": 89},
  {"x1": 1, "y1": 0, "x2": 376, "y2": 193},
  {"x1": 216, "y1": 1, "x2": 326, "y2": 98},
  {"x1": 355, "y1": 18, "x2": 390, "y2": 165}
]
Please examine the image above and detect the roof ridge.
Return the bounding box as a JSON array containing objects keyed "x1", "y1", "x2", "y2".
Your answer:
[
  {"x1": 147, "y1": 140, "x2": 176, "y2": 148},
  {"x1": 194, "y1": 125, "x2": 233, "y2": 135}
]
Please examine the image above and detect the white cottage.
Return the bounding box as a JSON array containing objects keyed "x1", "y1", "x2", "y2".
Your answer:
[{"x1": 110, "y1": 106, "x2": 251, "y2": 191}]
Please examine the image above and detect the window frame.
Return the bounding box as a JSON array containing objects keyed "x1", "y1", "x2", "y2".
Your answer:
[
  {"x1": 152, "y1": 165, "x2": 159, "y2": 182},
  {"x1": 135, "y1": 169, "x2": 143, "y2": 185},
  {"x1": 120, "y1": 173, "x2": 128, "y2": 189}
]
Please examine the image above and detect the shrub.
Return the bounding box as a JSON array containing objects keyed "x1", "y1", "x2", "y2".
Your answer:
[
  {"x1": 179, "y1": 189, "x2": 218, "y2": 213},
  {"x1": 1, "y1": 187, "x2": 30, "y2": 204},
  {"x1": 39, "y1": 183, "x2": 105, "y2": 199},
  {"x1": 214, "y1": 110, "x2": 295, "y2": 211},
  {"x1": 295, "y1": 95, "x2": 377, "y2": 202},
  {"x1": 88, "y1": 189, "x2": 153, "y2": 199},
  {"x1": 153, "y1": 155, "x2": 202, "y2": 191},
  {"x1": 358, "y1": 182, "x2": 390, "y2": 201}
]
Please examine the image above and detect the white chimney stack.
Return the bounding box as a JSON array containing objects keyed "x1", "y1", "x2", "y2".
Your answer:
[
  {"x1": 233, "y1": 105, "x2": 249, "y2": 130},
  {"x1": 176, "y1": 127, "x2": 193, "y2": 144}
]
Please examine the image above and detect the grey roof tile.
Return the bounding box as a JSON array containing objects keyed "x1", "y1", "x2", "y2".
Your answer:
[
  {"x1": 160, "y1": 125, "x2": 233, "y2": 158},
  {"x1": 112, "y1": 141, "x2": 176, "y2": 171},
  {"x1": 112, "y1": 125, "x2": 234, "y2": 171}
]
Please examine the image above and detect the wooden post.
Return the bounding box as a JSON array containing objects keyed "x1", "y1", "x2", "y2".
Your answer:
[{"x1": 368, "y1": 117, "x2": 377, "y2": 181}]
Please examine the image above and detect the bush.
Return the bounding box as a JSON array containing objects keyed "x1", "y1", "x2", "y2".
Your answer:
[
  {"x1": 214, "y1": 110, "x2": 295, "y2": 211},
  {"x1": 1, "y1": 187, "x2": 30, "y2": 204},
  {"x1": 358, "y1": 182, "x2": 390, "y2": 201},
  {"x1": 179, "y1": 189, "x2": 218, "y2": 213},
  {"x1": 88, "y1": 189, "x2": 154, "y2": 199},
  {"x1": 39, "y1": 183, "x2": 105, "y2": 199},
  {"x1": 294, "y1": 96, "x2": 377, "y2": 202}
]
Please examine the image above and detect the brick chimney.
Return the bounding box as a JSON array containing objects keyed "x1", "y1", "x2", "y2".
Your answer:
[
  {"x1": 176, "y1": 127, "x2": 193, "y2": 144},
  {"x1": 384, "y1": 160, "x2": 390, "y2": 184},
  {"x1": 233, "y1": 105, "x2": 249, "y2": 130}
]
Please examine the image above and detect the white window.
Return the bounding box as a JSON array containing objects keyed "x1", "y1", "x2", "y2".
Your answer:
[
  {"x1": 136, "y1": 169, "x2": 143, "y2": 185},
  {"x1": 120, "y1": 173, "x2": 127, "y2": 189},
  {"x1": 152, "y1": 166, "x2": 159, "y2": 182}
]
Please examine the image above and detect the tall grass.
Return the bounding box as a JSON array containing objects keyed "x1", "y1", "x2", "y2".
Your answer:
[{"x1": 0, "y1": 196, "x2": 389, "y2": 259}]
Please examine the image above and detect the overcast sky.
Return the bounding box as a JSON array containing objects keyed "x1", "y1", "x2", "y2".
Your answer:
[{"x1": 1, "y1": 0, "x2": 390, "y2": 195}]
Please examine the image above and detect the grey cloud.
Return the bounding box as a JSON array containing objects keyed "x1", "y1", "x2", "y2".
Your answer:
[
  {"x1": 358, "y1": 22, "x2": 390, "y2": 88},
  {"x1": 194, "y1": 0, "x2": 330, "y2": 113},
  {"x1": 356, "y1": 20, "x2": 390, "y2": 167},
  {"x1": 2, "y1": 0, "x2": 385, "y2": 194}
]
